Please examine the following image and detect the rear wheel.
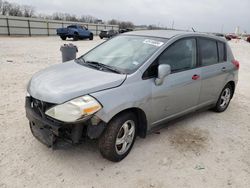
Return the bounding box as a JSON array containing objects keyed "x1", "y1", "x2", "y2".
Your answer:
[
  {"x1": 89, "y1": 33, "x2": 93, "y2": 40},
  {"x1": 98, "y1": 112, "x2": 137, "y2": 162},
  {"x1": 73, "y1": 33, "x2": 79, "y2": 41},
  {"x1": 213, "y1": 84, "x2": 233, "y2": 112},
  {"x1": 60, "y1": 36, "x2": 66, "y2": 40}
]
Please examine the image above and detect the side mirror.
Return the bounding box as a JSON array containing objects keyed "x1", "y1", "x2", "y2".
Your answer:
[{"x1": 155, "y1": 64, "x2": 171, "y2": 85}]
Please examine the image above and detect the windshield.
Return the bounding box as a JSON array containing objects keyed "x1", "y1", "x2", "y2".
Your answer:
[{"x1": 79, "y1": 35, "x2": 167, "y2": 74}]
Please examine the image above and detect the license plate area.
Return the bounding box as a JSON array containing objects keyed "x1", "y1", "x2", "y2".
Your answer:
[{"x1": 30, "y1": 121, "x2": 55, "y2": 147}]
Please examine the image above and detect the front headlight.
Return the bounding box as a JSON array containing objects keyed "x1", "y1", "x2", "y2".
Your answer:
[{"x1": 45, "y1": 95, "x2": 102, "y2": 122}]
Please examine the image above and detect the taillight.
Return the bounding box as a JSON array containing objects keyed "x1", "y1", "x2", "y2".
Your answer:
[{"x1": 232, "y1": 60, "x2": 240, "y2": 70}]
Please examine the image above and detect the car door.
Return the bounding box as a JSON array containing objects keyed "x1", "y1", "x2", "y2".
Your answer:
[
  {"x1": 78, "y1": 26, "x2": 88, "y2": 37},
  {"x1": 197, "y1": 38, "x2": 229, "y2": 106},
  {"x1": 144, "y1": 38, "x2": 202, "y2": 125}
]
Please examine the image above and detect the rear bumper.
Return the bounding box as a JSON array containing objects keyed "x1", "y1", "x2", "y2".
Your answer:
[
  {"x1": 57, "y1": 33, "x2": 91, "y2": 38},
  {"x1": 57, "y1": 33, "x2": 74, "y2": 38},
  {"x1": 99, "y1": 34, "x2": 110, "y2": 38}
]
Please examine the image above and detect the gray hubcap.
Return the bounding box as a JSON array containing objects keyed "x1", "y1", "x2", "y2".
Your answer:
[
  {"x1": 115, "y1": 120, "x2": 135, "y2": 155},
  {"x1": 220, "y1": 88, "x2": 231, "y2": 108}
]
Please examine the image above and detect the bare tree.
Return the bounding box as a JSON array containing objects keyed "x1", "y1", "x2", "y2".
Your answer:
[
  {"x1": 80, "y1": 15, "x2": 97, "y2": 23},
  {"x1": 1, "y1": 1, "x2": 11, "y2": 15},
  {"x1": 8, "y1": 3, "x2": 23, "y2": 16},
  {"x1": 148, "y1": 25, "x2": 159, "y2": 30},
  {"x1": 0, "y1": 0, "x2": 133, "y2": 28},
  {"x1": 52, "y1": 12, "x2": 64, "y2": 20},
  {"x1": 22, "y1": 5, "x2": 34, "y2": 17},
  {"x1": 108, "y1": 19, "x2": 119, "y2": 25},
  {"x1": 64, "y1": 13, "x2": 77, "y2": 21},
  {"x1": 36, "y1": 13, "x2": 52, "y2": 20},
  {"x1": 107, "y1": 19, "x2": 134, "y2": 29},
  {"x1": 119, "y1": 21, "x2": 134, "y2": 29},
  {"x1": 0, "y1": 0, "x2": 2, "y2": 12},
  {"x1": 51, "y1": 12, "x2": 77, "y2": 21}
]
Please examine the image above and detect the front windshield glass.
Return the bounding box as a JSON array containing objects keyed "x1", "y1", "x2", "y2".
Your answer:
[{"x1": 80, "y1": 35, "x2": 167, "y2": 74}]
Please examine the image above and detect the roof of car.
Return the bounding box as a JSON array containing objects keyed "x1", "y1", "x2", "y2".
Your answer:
[
  {"x1": 124, "y1": 30, "x2": 191, "y2": 38},
  {"x1": 124, "y1": 30, "x2": 225, "y2": 42}
]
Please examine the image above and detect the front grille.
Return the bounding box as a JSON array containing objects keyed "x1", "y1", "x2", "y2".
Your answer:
[{"x1": 29, "y1": 97, "x2": 55, "y2": 118}]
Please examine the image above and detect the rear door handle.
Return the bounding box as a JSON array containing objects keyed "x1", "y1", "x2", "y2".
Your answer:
[
  {"x1": 221, "y1": 67, "x2": 227, "y2": 72},
  {"x1": 192, "y1": 74, "x2": 200, "y2": 80}
]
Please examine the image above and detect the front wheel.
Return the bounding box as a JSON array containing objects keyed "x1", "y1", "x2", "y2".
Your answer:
[
  {"x1": 60, "y1": 36, "x2": 66, "y2": 40},
  {"x1": 213, "y1": 84, "x2": 233, "y2": 112},
  {"x1": 73, "y1": 33, "x2": 79, "y2": 41},
  {"x1": 98, "y1": 112, "x2": 137, "y2": 162}
]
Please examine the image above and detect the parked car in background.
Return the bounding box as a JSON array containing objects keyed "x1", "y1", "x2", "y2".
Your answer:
[
  {"x1": 119, "y1": 28, "x2": 133, "y2": 33},
  {"x1": 99, "y1": 30, "x2": 118, "y2": 39},
  {"x1": 225, "y1": 35, "x2": 232, "y2": 41},
  {"x1": 213, "y1": 33, "x2": 224, "y2": 37},
  {"x1": 26, "y1": 30, "x2": 239, "y2": 162},
  {"x1": 247, "y1": 36, "x2": 250, "y2": 43},
  {"x1": 56, "y1": 25, "x2": 93, "y2": 41},
  {"x1": 213, "y1": 33, "x2": 229, "y2": 40},
  {"x1": 225, "y1": 33, "x2": 240, "y2": 40}
]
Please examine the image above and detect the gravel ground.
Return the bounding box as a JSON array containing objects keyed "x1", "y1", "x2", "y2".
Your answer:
[{"x1": 0, "y1": 37, "x2": 250, "y2": 188}]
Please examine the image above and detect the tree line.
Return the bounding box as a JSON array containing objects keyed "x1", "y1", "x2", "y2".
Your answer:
[
  {"x1": 0, "y1": 0, "x2": 134, "y2": 29},
  {"x1": 0, "y1": 0, "x2": 34, "y2": 17}
]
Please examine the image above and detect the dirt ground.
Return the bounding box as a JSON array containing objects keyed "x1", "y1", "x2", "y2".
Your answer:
[{"x1": 0, "y1": 36, "x2": 249, "y2": 188}]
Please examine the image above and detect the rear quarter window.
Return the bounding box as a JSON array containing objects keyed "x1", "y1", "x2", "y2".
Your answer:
[
  {"x1": 218, "y1": 41, "x2": 226, "y2": 62},
  {"x1": 199, "y1": 38, "x2": 218, "y2": 66}
]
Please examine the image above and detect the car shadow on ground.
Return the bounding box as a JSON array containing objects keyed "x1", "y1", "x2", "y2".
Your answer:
[{"x1": 46, "y1": 108, "x2": 213, "y2": 163}]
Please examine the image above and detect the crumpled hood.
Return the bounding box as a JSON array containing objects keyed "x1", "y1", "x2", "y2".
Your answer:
[{"x1": 28, "y1": 61, "x2": 126, "y2": 104}]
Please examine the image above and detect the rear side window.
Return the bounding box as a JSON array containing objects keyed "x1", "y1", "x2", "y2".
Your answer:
[
  {"x1": 158, "y1": 38, "x2": 197, "y2": 72},
  {"x1": 218, "y1": 42, "x2": 226, "y2": 62},
  {"x1": 199, "y1": 39, "x2": 218, "y2": 66}
]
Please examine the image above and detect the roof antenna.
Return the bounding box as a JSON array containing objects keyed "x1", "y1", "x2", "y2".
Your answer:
[{"x1": 192, "y1": 27, "x2": 196, "y2": 32}]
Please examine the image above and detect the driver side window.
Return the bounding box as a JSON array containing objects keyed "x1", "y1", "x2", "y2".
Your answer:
[
  {"x1": 143, "y1": 38, "x2": 197, "y2": 79},
  {"x1": 159, "y1": 38, "x2": 197, "y2": 73}
]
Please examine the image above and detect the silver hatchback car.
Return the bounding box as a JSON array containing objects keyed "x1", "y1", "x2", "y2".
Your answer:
[{"x1": 26, "y1": 30, "x2": 239, "y2": 162}]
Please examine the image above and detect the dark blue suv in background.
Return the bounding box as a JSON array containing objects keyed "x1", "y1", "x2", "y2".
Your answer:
[{"x1": 57, "y1": 25, "x2": 94, "y2": 41}]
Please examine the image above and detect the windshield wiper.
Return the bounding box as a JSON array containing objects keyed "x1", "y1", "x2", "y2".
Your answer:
[
  {"x1": 85, "y1": 61, "x2": 122, "y2": 74},
  {"x1": 75, "y1": 58, "x2": 100, "y2": 70},
  {"x1": 75, "y1": 58, "x2": 123, "y2": 74}
]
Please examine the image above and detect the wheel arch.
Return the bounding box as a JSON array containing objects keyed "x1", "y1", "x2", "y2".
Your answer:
[
  {"x1": 227, "y1": 81, "x2": 235, "y2": 98},
  {"x1": 108, "y1": 107, "x2": 148, "y2": 138}
]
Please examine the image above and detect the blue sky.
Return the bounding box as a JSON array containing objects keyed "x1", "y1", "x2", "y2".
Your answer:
[{"x1": 7, "y1": 0, "x2": 250, "y2": 33}]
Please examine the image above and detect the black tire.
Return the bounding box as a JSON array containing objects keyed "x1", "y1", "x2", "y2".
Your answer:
[
  {"x1": 73, "y1": 33, "x2": 79, "y2": 41},
  {"x1": 89, "y1": 33, "x2": 93, "y2": 40},
  {"x1": 213, "y1": 84, "x2": 233, "y2": 112},
  {"x1": 60, "y1": 36, "x2": 66, "y2": 40},
  {"x1": 98, "y1": 112, "x2": 137, "y2": 162}
]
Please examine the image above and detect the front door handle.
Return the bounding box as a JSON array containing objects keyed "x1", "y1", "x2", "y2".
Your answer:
[{"x1": 192, "y1": 74, "x2": 200, "y2": 80}]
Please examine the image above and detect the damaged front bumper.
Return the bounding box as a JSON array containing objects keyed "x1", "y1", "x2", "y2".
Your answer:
[{"x1": 25, "y1": 97, "x2": 106, "y2": 148}]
